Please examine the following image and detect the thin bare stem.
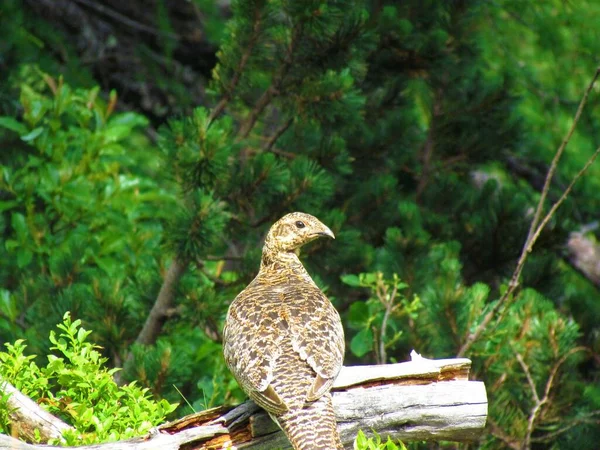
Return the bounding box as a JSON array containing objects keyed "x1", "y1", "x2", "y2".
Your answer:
[
  {"x1": 524, "y1": 67, "x2": 600, "y2": 249},
  {"x1": 487, "y1": 418, "x2": 521, "y2": 450},
  {"x1": 457, "y1": 68, "x2": 600, "y2": 357},
  {"x1": 515, "y1": 352, "x2": 540, "y2": 404},
  {"x1": 378, "y1": 282, "x2": 397, "y2": 365},
  {"x1": 526, "y1": 145, "x2": 600, "y2": 253},
  {"x1": 521, "y1": 346, "x2": 588, "y2": 449}
]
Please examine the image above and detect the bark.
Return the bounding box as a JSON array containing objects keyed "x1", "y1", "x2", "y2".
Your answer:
[
  {"x1": 116, "y1": 258, "x2": 188, "y2": 384},
  {"x1": 135, "y1": 258, "x2": 188, "y2": 346},
  {"x1": 0, "y1": 379, "x2": 74, "y2": 443}
]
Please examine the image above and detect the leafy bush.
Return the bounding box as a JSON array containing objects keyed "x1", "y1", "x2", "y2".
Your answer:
[
  {"x1": 354, "y1": 430, "x2": 407, "y2": 450},
  {"x1": 0, "y1": 312, "x2": 177, "y2": 445}
]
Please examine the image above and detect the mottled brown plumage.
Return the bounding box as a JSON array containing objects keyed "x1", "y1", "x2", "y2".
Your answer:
[{"x1": 223, "y1": 212, "x2": 345, "y2": 450}]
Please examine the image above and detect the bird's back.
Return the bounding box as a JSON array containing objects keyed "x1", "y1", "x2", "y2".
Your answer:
[{"x1": 224, "y1": 271, "x2": 344, "y2": 449}]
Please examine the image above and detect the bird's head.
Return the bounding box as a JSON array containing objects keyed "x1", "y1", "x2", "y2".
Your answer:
[{"x1": 263, "y1": 212, "x2": 335, "y2": 256}]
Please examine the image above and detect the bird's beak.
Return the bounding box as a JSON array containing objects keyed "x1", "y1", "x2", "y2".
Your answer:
[{"x1": 315, "y1": 225, "x2": 335, "y2": 240}]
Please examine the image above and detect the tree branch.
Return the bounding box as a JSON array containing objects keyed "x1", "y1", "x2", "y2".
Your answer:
[
  {"x1": 487, "y1": 418, "x2": 521, "y2": 450},
  {"x1": 135, "y1": 258, "x2": 188, "y2": 346},
  {"x1": 458, "y1": 67, "x2": 600, "y2": 357},
  {"x1": 237, "y1": 26, "x2": 301, "y2": 139},
  {"x1": 263, "y1": 117, "x2": 294, "y2": 153},
  {"x1": 117, "y1": 258, "x2": 189, "y2": 383},
  {"x1": 209, "y1": 8, "x2": 263, "y2": 123},
  {"x1": 519, "y1": 346, "x2": 588, "y2": 450}
]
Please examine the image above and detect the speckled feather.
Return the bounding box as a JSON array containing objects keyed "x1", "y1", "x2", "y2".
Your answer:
[{"x1": 223, "y1": 212, "x2": 345, "y2": 449}]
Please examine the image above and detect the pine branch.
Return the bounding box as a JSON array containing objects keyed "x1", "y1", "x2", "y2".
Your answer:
[
  {"x1": 530, "y1": 411, "x2": 600, "y2": 444},
  {"x1": 238, "y1": 26, "x2": 301, "y2": 139},
  {"x1": 262, "y1": 117, "x2": 294, "y2": 154},
  {"x1": 209, "y1": 7, "x2": 263, "y2": 123},
  {"x1": 457, "y1": 67, "x2": 600, "y2": 357}
]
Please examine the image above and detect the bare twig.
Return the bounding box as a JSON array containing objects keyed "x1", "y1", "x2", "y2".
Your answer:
[
  {"x1": 487, "y1": 418, "x2": 521, "y2": 450},
  {"x1": 416, "y1": 90, "x2": 442, "y2": 202},
  {"x1": 519, "y1": 346, "x2": 588, "y2": 449},
  {"x1": 524, "y1": 68, "x2": 600, "y2": 249},
  {"x1": 378, "y1": 282, "x2": 397, "y2": 365},
  {"x1": 515, "y1": 353, "x2": 539, "y2": 404},
  {"x1": 457, "y1": 67, "x2": 600, "y2": 357},
  {"x1": 526, "y1": 145, "x2": 600, "y2": 254}
]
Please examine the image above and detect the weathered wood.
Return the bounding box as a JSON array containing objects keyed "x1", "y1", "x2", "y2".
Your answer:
[
  {"x1": 0, "y1": 379, "x2": 74, "y2": 443},
  {"x1": 0, "y1": 356, "x2": 487, "y2": 450}
]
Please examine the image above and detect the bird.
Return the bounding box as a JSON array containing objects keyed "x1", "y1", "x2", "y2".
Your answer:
[{"x1": 223, "y1": 212, "x2": 345, "y2": 450}]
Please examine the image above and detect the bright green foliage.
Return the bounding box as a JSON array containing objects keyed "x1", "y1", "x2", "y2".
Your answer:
[
  {"x1": 354, "y1": 430, "x2": 407, "y2": 450},
  {"x1": 0, "y1": 70, "x2": 173, "y2": 358},
  {"x1": 1, "y1": 0, "x2": 600, "y2": 449},
  {"x1": 0, "y1": 313, "x2": 177, "y2": 444},
  {"x1": 342, "y1": 272, "x2": 420, "y2": 362}
]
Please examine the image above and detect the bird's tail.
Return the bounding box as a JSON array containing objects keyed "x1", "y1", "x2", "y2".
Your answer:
[{"x1": 276, "y1": 392, "x2": 343, "y2": 450}]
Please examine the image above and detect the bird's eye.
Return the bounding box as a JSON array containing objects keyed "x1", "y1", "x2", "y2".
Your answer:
[{"x1": 295, "y1": 221, "x2": 305, "y2": 229}]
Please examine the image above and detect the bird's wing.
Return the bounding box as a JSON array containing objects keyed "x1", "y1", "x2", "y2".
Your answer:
[
  {"x1": 285, "y1": 287, "x2": 345, "y2": 401},
  {"x1": 223, "y1": 288, "x2": 289, "y2": 413}
]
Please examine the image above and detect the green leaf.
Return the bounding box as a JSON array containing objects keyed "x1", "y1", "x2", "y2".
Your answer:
[
  {"x1": 20, "y1": 127, "x2": 44, "y2": 142},
  {"x1": 102, "y1": 124, "x2": 132, "y2": 143},
  {"x1": 347, "y1": 301, "x2": 370, "y2": 329},
  {"x1": 341, "y1": 274, "x2": 361, "y2": 287},
  {"x1": 0, "y1": 116, "x2": 28, "y2": 135},
  {"x1": 0, "y1": 201, "x2": 19, "y2": 213},
  {"x1": 11, "y1": 212, "x2": 28, "y2": 241},
  {"x1": 354, "y1": 430, "x2": 368, "y2": 449},
  {"x1": 350, "y1": 328, "x2": 373, "y2": 358},
  {"x1": 17, "y1": 249, "x2": 32, "y2": 267}
]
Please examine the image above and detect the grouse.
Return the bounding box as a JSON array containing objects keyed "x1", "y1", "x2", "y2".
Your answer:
[{"x1": 223, "y1": 212, "x2": 345, "y2": 449}]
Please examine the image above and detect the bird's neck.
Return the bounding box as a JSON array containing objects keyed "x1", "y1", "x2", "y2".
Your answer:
[{"x1": 259, "y1": 250, "x2": 310, "y2": 279}]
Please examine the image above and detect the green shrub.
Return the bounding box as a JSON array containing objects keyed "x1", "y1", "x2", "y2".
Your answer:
[{"x1": 0, "y1": 312, "x2": 177, "y2": 445}]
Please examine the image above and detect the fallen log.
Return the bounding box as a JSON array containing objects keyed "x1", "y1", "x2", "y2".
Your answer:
[{"x1": 0, "y1": 353, "x2": 487, "y2": 449}]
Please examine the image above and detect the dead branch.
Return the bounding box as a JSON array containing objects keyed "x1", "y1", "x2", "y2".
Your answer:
[
  {"x1": 0, "y1": 355, "x2": 487, "y2": 450},
  {"x1": 0, "y1": 378, "x2": 73, "y2": 443}
]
